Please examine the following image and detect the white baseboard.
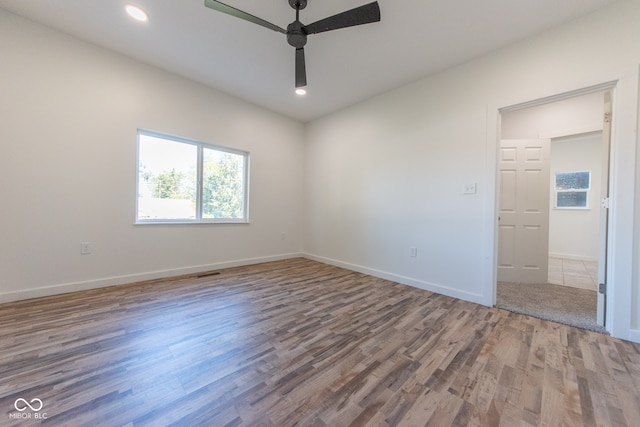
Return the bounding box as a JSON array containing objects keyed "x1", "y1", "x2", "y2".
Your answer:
[
  {"x1": 0, "y1": 253, "x2": 304, "y2": 304},
  {"x1": 303, "y1": 253, "x2": 488, "y2": 306},
  {"x1": 548, "y1": 252, "x2": 598, "y2": 262},
  {"x1": 628, "y1": 329, "x2": 640, "y2": 344}
]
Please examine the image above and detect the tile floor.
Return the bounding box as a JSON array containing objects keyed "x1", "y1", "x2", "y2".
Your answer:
[{"x1": 548, "y1": 257, "x2": 598, "y2": 291}]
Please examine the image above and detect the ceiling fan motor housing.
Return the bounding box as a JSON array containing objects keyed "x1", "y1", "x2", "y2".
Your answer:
[
  {"x1": 287, "y1": 20, "x2": 307, "y2": 48},
  {"x1": 289, "y1": 0, "x2": 307, "y2": 10}
]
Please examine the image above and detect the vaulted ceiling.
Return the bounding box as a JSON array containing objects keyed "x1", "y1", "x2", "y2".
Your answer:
[{"x1": 0, "y1": 0, "x2": 617, "y2": 121}]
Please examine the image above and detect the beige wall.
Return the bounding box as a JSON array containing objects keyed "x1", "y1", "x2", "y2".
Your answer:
[
  {"x1": 304, "y1": 0, "x2": 640, "y2": 340},
  {"x1": 549, "y1": 134, "x2": 603, "y2": 261},
  {"x1": 0, "y1": 10, "x2": 305, "y2": 301}
]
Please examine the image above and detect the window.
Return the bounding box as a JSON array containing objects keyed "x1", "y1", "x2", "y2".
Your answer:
[
  {"x1": 136, "y1": 130, "x2": 249, "y2": 223},
  {"x1": 554, "y1": 171, "x2": 590, "y2": 209}
]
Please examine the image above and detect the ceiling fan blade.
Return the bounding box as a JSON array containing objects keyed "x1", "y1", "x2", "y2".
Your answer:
[
  {"x1": 295, "y1": 48, "x2": 307, "y2": 88},
  {"x1": 303, "y1": 1, "x2": 380, "y2": 35},
  {"x1": 204, "y1": 0, "x2": 286, "y2": 34}
]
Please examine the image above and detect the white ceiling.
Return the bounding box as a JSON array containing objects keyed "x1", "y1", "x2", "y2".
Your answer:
[{"x1": 0, "y1": 0, "x2": 617, "y2": 122}]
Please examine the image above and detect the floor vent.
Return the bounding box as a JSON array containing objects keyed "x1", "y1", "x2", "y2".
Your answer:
[{"x1": 197, "y1": 271, "x2": 221, "y2": 278}]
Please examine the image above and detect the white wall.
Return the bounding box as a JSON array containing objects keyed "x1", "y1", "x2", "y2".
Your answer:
[
  {"x1": 549, "y1": 134, "x2": 603, "y2": 261},
  {"x1": 304, "y1": 0, "x2": 640, "y2": 340},
  {"x1": 0, "y1": 10, "x2": 305, "y2": 302},
  {"x1": 501, "y1": 92, "x2": 605, "y2": 139}
]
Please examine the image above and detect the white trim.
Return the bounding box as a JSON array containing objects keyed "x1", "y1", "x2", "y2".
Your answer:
[
  {"x1": 483, "y1": 104, "x2": 500, "y2": 308},
  {"x1": 498, "y1": 82, "x2": 618, "y2": 113},
  {"x1": 135, "y1": 128, "x2": 250, "y2": 224},
  {"x1": 606, "y1": 66, "x2": 639, "y2": 341},
  {"x1": 0, "y1": 253, "x2": 303, "y2": 304},
  {"x1": 304, "y1": 253, "x2": 487, "y2": 305}
]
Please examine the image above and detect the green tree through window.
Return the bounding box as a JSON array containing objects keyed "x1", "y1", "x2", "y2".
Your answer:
[
  {"x1": 203, "y1": 149, "x2": 245, "y2": 218},
  {"x1": 153, "y1": 169, "x2": 192, "y2": 200}
]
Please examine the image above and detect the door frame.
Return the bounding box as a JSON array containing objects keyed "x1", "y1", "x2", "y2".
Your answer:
[{"x1": 482, "y1": 66, "x2": 640, "y2": 341}]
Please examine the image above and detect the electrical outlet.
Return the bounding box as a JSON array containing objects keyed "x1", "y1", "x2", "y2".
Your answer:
[
  {"x1": 410, "y1": 247, "x2": 417, "y2": 258},
  {"x1": 80, "y1": 242, "x2": 92, "y2": 255},
  {"x1": 464, "y1": 183, "x2": 477, "y2": 194}
]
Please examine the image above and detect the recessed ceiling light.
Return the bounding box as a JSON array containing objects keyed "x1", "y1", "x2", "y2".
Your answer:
[
  {"x1": 125, "y1": 5, "x2": 148, "y2": 22},
  {"x1": 295, "y1": 88, "x2": 307, "y2": 96}
]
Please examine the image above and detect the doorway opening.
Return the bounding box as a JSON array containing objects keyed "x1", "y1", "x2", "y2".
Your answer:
[{"x1": 494, "y1": 89, "x2": 611, "y2": 332}]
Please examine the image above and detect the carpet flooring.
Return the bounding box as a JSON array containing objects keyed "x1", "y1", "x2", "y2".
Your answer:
[{"x1": 496, "y1": 281, "x2": 608, "y2": 334}]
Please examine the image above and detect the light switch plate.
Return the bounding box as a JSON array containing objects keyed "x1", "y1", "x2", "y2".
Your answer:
[{"x1": 464, "y1": 183, "x2": 477, "y2": 194}]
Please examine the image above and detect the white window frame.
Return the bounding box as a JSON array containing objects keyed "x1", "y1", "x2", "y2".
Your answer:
[
  {"x1": 553, "y1": 170, "x2": 591, "y2": 210},
  {"x1": 136, "y1": 129, "x2": 249, "y2": 224}
]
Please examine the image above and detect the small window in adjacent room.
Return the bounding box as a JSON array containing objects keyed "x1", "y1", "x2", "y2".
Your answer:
[
  {"x1": 554, "y1": 170, "x2": 590, "y2": 209},
  {"x1": 136, "y1": 130, "x2": 249, "y2": 223}
]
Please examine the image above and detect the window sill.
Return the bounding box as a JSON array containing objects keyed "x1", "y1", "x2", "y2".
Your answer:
[{"x1": 135, "y1": 219, "x2": 250, "y2": 225}]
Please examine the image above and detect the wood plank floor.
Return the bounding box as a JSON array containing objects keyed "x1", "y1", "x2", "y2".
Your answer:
[{"x1": 1, "y1": 258, "x2": 639, "y2": 426}]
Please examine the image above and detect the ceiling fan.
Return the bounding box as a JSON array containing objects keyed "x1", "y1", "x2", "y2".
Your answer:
[{"x1": 204, "y1": 0, "x2": 381, "y2": 90}]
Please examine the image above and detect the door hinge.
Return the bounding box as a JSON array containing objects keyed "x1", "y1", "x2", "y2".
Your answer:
[
  {"x1": 601, "y1": 197, "x2": 610, "y2": 209},
  {"x1": 599, "y1": 282, "x2": 606, "y2": 294}
]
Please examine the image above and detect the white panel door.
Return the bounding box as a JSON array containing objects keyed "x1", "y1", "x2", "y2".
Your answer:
[{"x1": 498, "y1": 139, "x2": 551, "y2": 283}]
